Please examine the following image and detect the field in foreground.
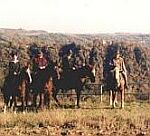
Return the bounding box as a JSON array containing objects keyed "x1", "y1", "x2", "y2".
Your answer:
[{"x1": 0, "y1": 101, "x2": 149, "y2": 136}]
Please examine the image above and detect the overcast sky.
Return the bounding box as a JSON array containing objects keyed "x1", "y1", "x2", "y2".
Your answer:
[{"x1": 0, "y1": 0, "x2": 150, "y2": 34}]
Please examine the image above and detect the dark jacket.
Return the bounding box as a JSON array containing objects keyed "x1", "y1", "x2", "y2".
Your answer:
[{"x1": 9, "y1": 61, "x2": 20, "y2": 75}]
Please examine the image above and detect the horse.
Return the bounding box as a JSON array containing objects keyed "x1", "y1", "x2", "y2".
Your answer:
[
  {"x1": 52, "y1": 65, "x2": 95, "y2": 108},
  {"x1": 2, "y1": 62, "x2": 32, "y2": 113},
  {"x1": 108, "y1": 67, "x2": 126, "y2": 109},
  {"x1": 32, "y1": 63, "x2": 55, "y2": 110}
]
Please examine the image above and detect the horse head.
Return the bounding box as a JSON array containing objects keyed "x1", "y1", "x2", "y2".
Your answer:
[
  {"x1": 109, "y1": 66, "x2": 120, "y2": 89},
  {"x1": 20, "y1": 61, "x2": 32, "y2": 83},
  {"x1": 81, "y1": 65, "x2": 95, "y2": 83}
]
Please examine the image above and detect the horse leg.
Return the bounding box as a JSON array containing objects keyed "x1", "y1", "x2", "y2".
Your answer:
[
  {"x1": 52, "y1": 89, "x2": 60, "y2": 106},
  {"x1": 44, "y1": 92, "x2": 50, "y2": 108},
  {"x1": 3, "y1": 104, "x2": 7, "y2": 113},
  {"x1": 46, "y1": 92, "x2": 51, "y2": 108},
  {"x1": 3, "y1": 98, "x2": 7, "y2": 113},
  {"x1": 21, "y1": 95, "x2": 26, "y2": 113},
  {"x1": 112, "y1": 91, "x2": 117, "y2": 108},
  {"x1": 109, "y1": 90, "x2": 112, "y2": 106},
  {"x1": 115, "y1": 92, "x2": 118, "y2": 105},
  {"x1": 44, "y1": 93, "x2": 47, "y2": 106},
  {"x1": 39, "y1": 93, "x2": 44, "y2": 109},
  {"x1": 121, "y1": 88, "x2": 125, "y2": 109},
  {"x1": 12, "y1": 96, "x2": 17, "y2": 114},
  {"x1": 25, "y1": 92, "x2": 29, "y2": 110},
  {"x1": 9, "y1": 96, "x2": 14, "y2": 113},
  {"x1": 25, "y1": 86, "x2": 30, "y2": 108},
  {"x1": 3, "y1": 95, "x2": 9, "y2": 113},
  {"x1": 33, "y1": 93, "x2": 37, "y2": 108},
  {"x1": 76, "y1": 89, "x2": 81, "y2": 108}
]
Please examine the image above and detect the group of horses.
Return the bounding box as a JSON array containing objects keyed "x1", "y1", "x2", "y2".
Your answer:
[
  {"x1": 1, "y1": 61, "x2": 96, "y2": 113},
  {"x1": 1, "y1": 59, "x2": 126, "y2": 113}
]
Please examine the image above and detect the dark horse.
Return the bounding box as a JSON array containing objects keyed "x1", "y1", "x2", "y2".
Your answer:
[
  {"x1": 2, "y1": 62, "x2": 31, "y2": 113},
  {"x1": 52, "y1": 65, "x2": 95, "y2": 108},
  {"x1": 32, "y1": 63, "x2": 55, "y2": 110},
  {"x1": 107, "y1": 67, "x2": 126, "y2": 109}
]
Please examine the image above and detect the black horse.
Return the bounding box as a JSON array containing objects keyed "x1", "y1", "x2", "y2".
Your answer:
[
  {"x1": 52, "y1": 65, "x2": 95, "y2": 108},
  {"x1": 2, "y1": 62, "x2": 31, "y2": 113}
]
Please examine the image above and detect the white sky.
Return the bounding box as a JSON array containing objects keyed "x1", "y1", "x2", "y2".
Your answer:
[{"x1": 0, "y1": 0, "x2": 150, "y2": 34}]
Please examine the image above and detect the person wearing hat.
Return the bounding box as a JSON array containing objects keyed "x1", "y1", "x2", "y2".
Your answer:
[
  {"x1": 60, "y1": 49, "x2": 76, "y2": 82},
  {"x1": 32, "y1": 50, "x2": 48, "y2": 89},
  {"x1": 62, "y1": 49, "x2": 75, "y2": 71},
  {"x1": 41, "y1": 45, "x2": 51, "y2": 61},
  {"x1": 6, "y1": 51, "x2": 21, "y2": 91},
  {"x1": 36, "y1": 51, "x2": 48, "y2": 70},
  {"x1": 9, "y1": 51, "x2": 20, "y2": 76},
  {"x1": 110, "y1": 50, "x2": 128, "y2": 89}
]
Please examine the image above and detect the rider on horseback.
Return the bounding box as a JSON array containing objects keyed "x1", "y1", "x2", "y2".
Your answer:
[
  {"x1": 9, "y1": 50, "x2": 20, "y2": 76},
  {"x1": 88, "y1": 45, "x2": 99, "y2": 77},
  {"x1": 32, "y1": 50, "x2": 48, "y2": 88},
  {"x1": 33, "y1": 51, "x2": 48, "y2": 71},
  {"x1": 41, "y1": 45, "x2": 51, "y2": 61},
  {"x1": 4, "y1": 50, "x2": 21, "y2": 92},
  {"x1": 62, "y1": 49, "x2": 76, "y2": 71},
  {"x1": 89, "y1": 45, "x2": 98, "y2": 66},
  {"x1": 110, "y1": 50, "x2": 128, "y2": 89},
  {"x1": 60, "y1": 49, "x2": 76, "y2": 83}
]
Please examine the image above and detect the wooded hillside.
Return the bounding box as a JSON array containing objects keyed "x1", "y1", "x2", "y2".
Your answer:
[{"x1": 0, "y1": 28, "x2": 150, "y2": 92}]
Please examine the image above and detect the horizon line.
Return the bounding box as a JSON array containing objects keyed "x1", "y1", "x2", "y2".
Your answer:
[{"x1": 0, "y1": 27, "x2": 150, "y2": 35}]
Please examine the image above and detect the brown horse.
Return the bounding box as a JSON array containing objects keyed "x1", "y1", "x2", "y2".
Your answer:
[
  {"x1": 2, "y1": 62, "x2": 31, "y2": 113},
  {"x1": 52, "y1": 65, "x2": 95, "y2": 108},
  {"x1": 32, "y1": 63, "x2": 55, "y2": 110},
  {"x1": 109, "y1": 67, "x2": 126, "y2": 109}
]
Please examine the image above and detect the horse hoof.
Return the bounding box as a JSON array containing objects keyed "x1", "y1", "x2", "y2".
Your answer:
[
  {"x1": 121, "y1": 106, "x2": 124, "y2": 109},
  {"x1": 112, "y1": 105, "x2": 116, "y2": 109},
  {"x1": 76, "y1": 105, "x2": 80, "y2": 109},
  {"x1": 3, "y1": 109, "x2": 7, "y2": 114}
]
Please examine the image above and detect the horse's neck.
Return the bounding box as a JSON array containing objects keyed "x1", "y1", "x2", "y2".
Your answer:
[{"x1": 19, "y1": 69, "x2": 28, "y2": 81}]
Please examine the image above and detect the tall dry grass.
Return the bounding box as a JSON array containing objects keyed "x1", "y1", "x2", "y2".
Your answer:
[{"x1": 0, "y1": 101, "x2": 149, "y2": 135}]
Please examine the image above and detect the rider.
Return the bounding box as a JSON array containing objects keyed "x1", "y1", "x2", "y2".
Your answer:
[
  {"x1": 61, "y1": 49, "x2": 76, "y2": 80},
  {"x1": 89, "y1": 45, "x2": 98, "y2": 66},
  {"x1": 9, "y1": 50, "x2": 20, "y2": 76},
  {"x1": 7, "y1": 50, "x2": 20, "y2": 88},
  {"x1": 33, "y1": 50, "x2": 48, "y2": 86},
  {"x1": 110, "y1": 50, "x2": 128, "y2": 89},
  {"x1": 41, "y1": 45, "x2": 51, "y2": 61},
  {"x1": 62, "y1": 49, "x2": 75, "y2": 71}
]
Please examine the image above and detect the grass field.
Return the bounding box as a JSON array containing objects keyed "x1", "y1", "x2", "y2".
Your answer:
[{"x1": 0, "y1": 97, "x2": 149, "y2": 136}]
